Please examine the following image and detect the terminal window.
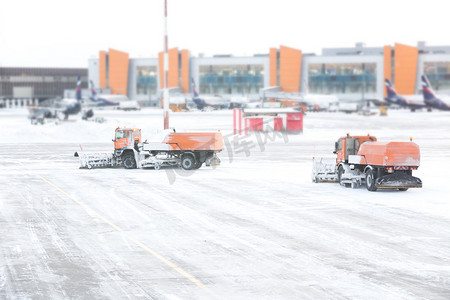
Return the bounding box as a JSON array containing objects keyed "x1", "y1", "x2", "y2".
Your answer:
[
  {"x1": 308, "y1": 63, "x2": 376, "y2": 94},
  {"x1": 199, "y1": 64, "x2": 264, "y2": 94},
  {"x1": 136, "y1": 66, "x2": 157, "y2": 96},
  {"x1": 424, "y1": 62, "x2": 450, "y2": 91}
]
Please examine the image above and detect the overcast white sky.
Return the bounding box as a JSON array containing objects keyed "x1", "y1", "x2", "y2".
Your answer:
[{"x1": 0, "y1": 0, "x2": 447, "y2": 68}]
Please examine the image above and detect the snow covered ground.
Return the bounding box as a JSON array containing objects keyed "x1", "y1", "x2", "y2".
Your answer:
[{"x1": 1, "y1": 108, "x2": 450, "y2": 299}]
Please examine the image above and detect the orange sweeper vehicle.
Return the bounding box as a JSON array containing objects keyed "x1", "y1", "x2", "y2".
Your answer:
[
  {"x1": 312, "y1": 134, "x2": 422, "y2": 191},
  {"x1": 75, "y1": 127, "x2": 223, "y2": 170}
]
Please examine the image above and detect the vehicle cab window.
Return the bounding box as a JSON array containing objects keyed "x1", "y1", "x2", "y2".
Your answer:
[{"x1": 116, "y1": 131, "x2": 125, "y2": 140}]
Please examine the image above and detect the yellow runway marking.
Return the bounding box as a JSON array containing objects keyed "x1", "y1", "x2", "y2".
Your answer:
[
  {"x1": 130, "y1": 237, "x2": 211, "y2": 292},
  {"x1": 38, "y1": 175, "x2": 123, "y2": 232},
  {"x1": 20, "y1": 163, "x2": 213, "y2": 296}
]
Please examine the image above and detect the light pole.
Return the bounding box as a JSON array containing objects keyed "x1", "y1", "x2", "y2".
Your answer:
[{"x1": 163, "y1": 0, "x2": 170, "y2": 129}]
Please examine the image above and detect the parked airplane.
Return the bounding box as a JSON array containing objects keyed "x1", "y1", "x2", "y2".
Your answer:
[
  {"x1": 29, "y1": 77, "x2": 83, "y2": 123},
  {"x1": 302, "y1": 94, "x2": 340, "y2": 111},
  {"x1": 260, "y1": 83, "x2": 339, "y2": 111},
  {"x1": 300, "y1": 81, "x2": 339, "y2": 111},
  {"x1": 421, "y1": 75, "x2": 450, "y2": 111},
  {"x1": 87, "y1": 80, "x2": 129, "y2": 106},
  {"x1": 384, "y1": 79, "x2": 426, "y2": 110},
  {"x1": 230, "y1": 95, "x2": 250, "y2": 108},
  {"x1": 191, "y1": 78, "x2": 229, "y2": 110}
]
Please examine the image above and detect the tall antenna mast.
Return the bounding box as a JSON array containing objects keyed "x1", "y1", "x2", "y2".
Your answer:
[{"x1": 163, "y1": 0, "x2": 169, "y2": 129}]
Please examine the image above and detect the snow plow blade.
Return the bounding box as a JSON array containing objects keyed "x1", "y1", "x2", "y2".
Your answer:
[
  {"x1": 76, "y1": 152, "x2": 119, "y2": 169},
  {"x1": 311, "y1": 157, "x2": 338, "y2": 183},
  {"x1": 375, "y1": 172, "x2": 422, "y2": 189},
  {"x1": 206, "y1": 154, "x2": 221, "y2": 167}
]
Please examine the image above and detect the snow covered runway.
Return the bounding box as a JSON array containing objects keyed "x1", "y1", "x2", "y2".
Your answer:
[{"x1": 1, "y1": 109, "x2": 450, "y2": 299}]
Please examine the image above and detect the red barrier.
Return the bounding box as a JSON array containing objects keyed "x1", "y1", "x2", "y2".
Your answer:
[
  {"x1": 233, "y1": 109, "x2": 243, "y2": 135},
  {"x1": 274, "y1": 117, "x2": 283, "y2": 131},
  {"x1": 248, "y1": 118, "x2": 264, "y2": 131},
  {"x1": 286, "y1": 113, "x2": 303, "y2": 133}
]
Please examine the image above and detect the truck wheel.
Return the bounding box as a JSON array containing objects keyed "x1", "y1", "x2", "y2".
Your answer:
[
  {"x1": 338, "y1": 166, "x2": 344, "y2": 186},
  {"x1": 123, "y1": 153, "x2": 137, "y2": 169},
  {"x1": 365, "y1": 169, "x2": 377, "y2": 191},
  {"x1": 338, "y1": 166, "x2": 350, "y2": 188},
  {"x1": 193, "y1": 160, "x2": 202, "y2": 169},
  {"x1": 181, "y1": 155, "x2": 195, "y2": 170}
]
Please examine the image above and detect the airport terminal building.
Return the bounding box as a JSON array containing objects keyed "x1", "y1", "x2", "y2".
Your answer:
[
  {"x1": 87, "y1": 42, "x2": 450, "y2": 105},
  {"x1": 2, "y1": 42, "x2": 450, "y2": 107},
  {"x1": 88, "y1": 49, "x2": 269, "y2": 105}
]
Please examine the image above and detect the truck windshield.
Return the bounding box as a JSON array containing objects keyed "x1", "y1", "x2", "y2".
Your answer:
[{"x1": 116, "y1": 131, "x2": 126, "y2": 139}]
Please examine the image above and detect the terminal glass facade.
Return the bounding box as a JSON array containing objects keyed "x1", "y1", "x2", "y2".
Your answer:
[
  {"x1": 424, "y1": 62, "x2": 450, "y2": 91},
  {"x1": 199, "y1": 64, "x2": 264, "y2": 94},
  {"x1": 308, "y1": 63, "x2": 376, "y2": 94},
  {"x1": 136, "y1": 66, "x2": 158, "y2": 96}
]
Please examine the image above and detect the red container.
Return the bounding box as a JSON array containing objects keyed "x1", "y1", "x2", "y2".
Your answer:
[
  {"x1": 274, "y1": 117, "x2": 283, "y2": 131},
  {"x1": 286, "y1": 113, "x2": 303, "y2": 132},
  {"x1": 247, "y1": 118, "x2": 264, "y2": 131}
]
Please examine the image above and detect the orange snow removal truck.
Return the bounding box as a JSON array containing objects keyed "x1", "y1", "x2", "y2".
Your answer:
[{"x1": 312, "y1": 134, "x2": 422, "y2": 191}]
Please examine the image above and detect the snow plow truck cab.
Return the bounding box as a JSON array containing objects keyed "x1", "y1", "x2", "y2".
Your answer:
[
  {"x1": 113, "y1": 128, "x2": 142, "y2": 168},
  {"x1": 334, "y1": 135, "x2": 377, "y2": 164}
]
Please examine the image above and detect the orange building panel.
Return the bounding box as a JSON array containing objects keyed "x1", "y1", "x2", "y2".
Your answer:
[
  {"x1": 168, "y1": 47, "x2": 179, "y2": 88},
  {"x1": 99, "y1": 51, "x2": 107, "y2": 89},
  {"x1": 394, "y1": 43, "x2": 418, "y2": 95},
  {"x1": 181, "y1": 49, "x2": 190, "y2": 93},
  {"x1": 383, "y1": 45, "x2": 392, "y2": 98},
  {"x1": 159, "y1": 48, "x2": 180, "y2": 89},
  {"x1": 108, "y1": 49, "x2": 129, "y2": 95},
  {"x1": 269, "y1": 48, "x2": 278, "y2": 86},
  {"x1": 280, "y1": 45, "x2": 302, "y2": 92}
]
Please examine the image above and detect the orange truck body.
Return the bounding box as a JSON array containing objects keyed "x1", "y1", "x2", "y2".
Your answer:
[
  {"x1": 355, "y1": 141, "x2": 420, "y2": 167},
  {"x1": 163, "y1": 132, "x2": 223, "y2": 151},
  {"x1": 114, "y1": 128, "x2": 223, "y2": 152}
]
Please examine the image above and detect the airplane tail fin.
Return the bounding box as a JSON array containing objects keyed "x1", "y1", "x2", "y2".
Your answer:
[
  {"x1": 384, "y1": 79, "x2": 398, "y2": 98},
  {"x1": 421, "y1": 75, "x2": 436, "y2": 102},
  {"x1": 90, "y1": 80, "x2": 97, "y2": 97},
  {"x1": 76, "y1": 76, "x2": 82, "y2": 101},
  {"x1": 191, "y1": 78, "x2": 200, "y2": 98}
]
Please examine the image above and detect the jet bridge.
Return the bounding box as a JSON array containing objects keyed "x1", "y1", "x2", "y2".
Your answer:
[{"x1": 259, "y1": 86, "x2": 305, "y2": 102}]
